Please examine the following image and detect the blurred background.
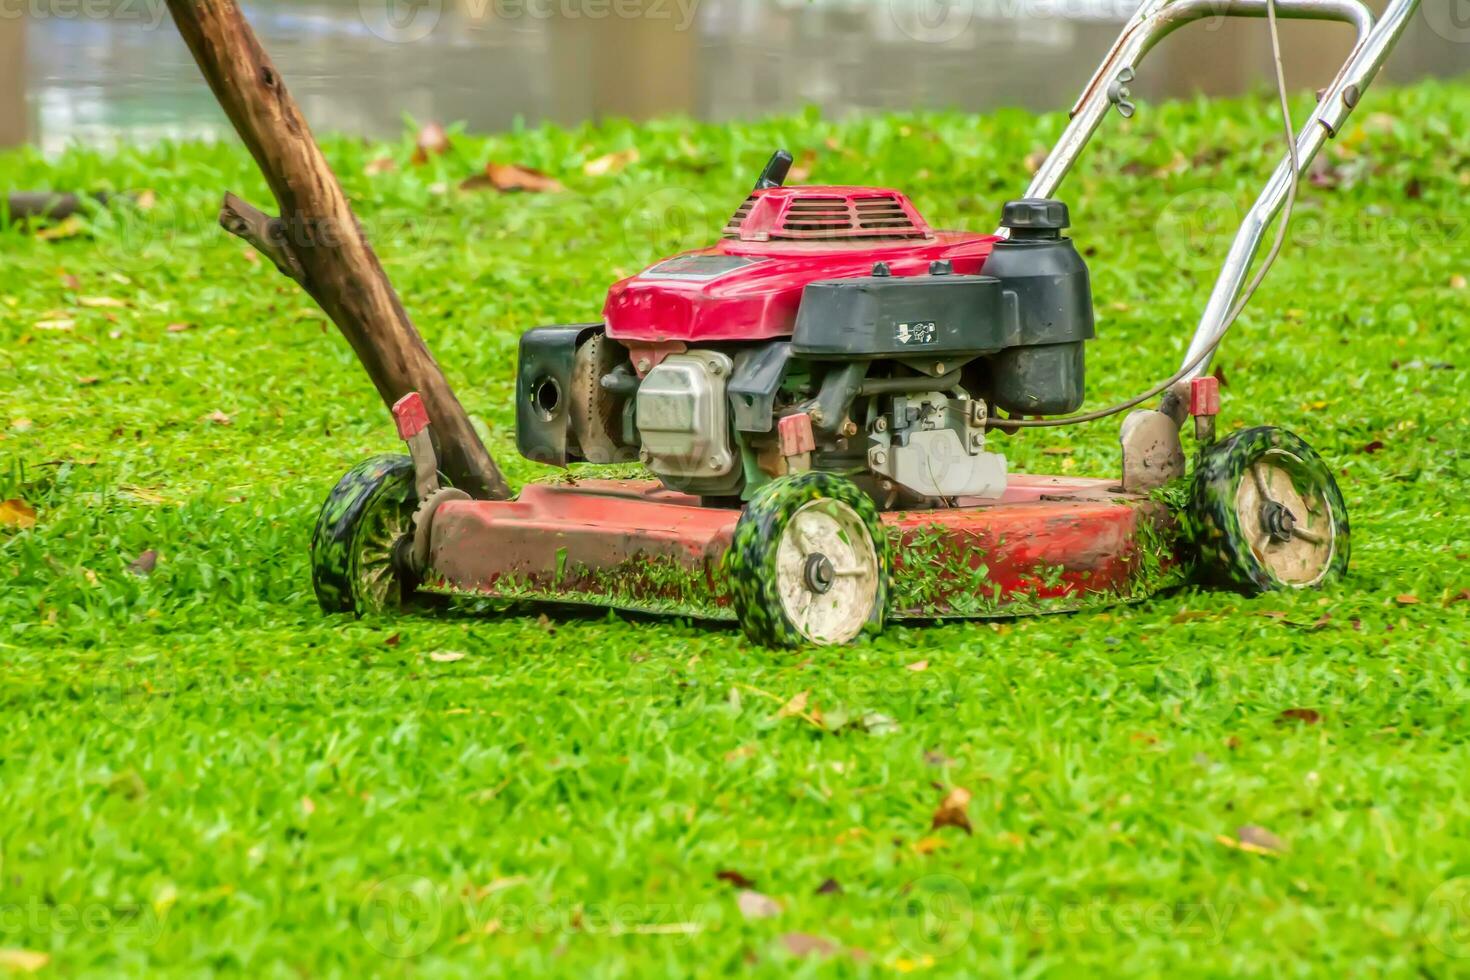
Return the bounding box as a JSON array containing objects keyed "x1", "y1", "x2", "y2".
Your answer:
[{"x1": 0, "y1": 0, "x2": 1463, "y2": 154}]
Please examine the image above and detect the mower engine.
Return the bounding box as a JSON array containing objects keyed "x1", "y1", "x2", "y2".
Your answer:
[{"x1": 516, "y1": 153, "x2": 1094, "y2": 507}]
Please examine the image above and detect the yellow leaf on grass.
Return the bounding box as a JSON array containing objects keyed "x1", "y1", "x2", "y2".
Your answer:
[
  {"x1": 34, "y1": 318, "x2": 75, "y2": 331},
  {"x1": 0, "y1": 949, "x2": 50, "y2": 972},
  {"x1": 0, "y1": 499, "x2": 37, "y2": 529},
  {"x1": 35, "y1": 215, "x2": 85, "y2": 240},
  {"x1": 905, "y1": 660, "x2": 929, "y2": 672},
  {"x1": 583, "y1": 148, "x2": 640, "y2": 177},
  {"x1": 1218, "y1": 824, "x2": 1285, "y2": 856},
  {"x1": 78, "y1": 295, "x2": 128, "y2": 308}
]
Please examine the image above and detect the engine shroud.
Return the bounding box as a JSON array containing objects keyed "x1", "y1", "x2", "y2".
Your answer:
[{"x1": 517, "y1": 185, "x2": 1096, "y2": 504}]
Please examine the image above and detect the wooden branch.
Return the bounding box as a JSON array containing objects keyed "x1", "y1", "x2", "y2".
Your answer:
[
  {"x1": 219, "y1": 192, "x2": 303, "y2": 283},
  {"x1": 165, "y1": 0, "x2": 510, "y2": 500}
]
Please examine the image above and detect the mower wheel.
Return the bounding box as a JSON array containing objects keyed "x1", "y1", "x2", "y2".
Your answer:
[
  {"x1": 311, "y1": 454, "x2": 421, "y2": 616},
  {"x1": 727, "y1": 472, "x2": 889, "y2": 647},
  {"x1": 1189, "y1": 426, "x2": 1349, "y2": 592}
]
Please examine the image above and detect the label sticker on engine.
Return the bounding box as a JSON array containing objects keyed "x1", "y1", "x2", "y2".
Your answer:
[{"x1": 895, "y1": 321, "x2": 937, "y2": 345}]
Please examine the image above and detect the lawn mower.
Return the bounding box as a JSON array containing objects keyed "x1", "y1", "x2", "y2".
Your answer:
[{"x1": 311, "y1": 0, "x2": 1418, "y2": 647}]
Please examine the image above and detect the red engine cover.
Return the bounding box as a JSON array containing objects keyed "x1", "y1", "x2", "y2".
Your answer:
[{"x1": 603, "y1": 186, "x2": 999, "y2": 344}]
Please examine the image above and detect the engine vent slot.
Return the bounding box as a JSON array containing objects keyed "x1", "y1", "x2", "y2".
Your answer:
[{"x1": 723, "y1": 188, "x2": 933, "y2": 243}]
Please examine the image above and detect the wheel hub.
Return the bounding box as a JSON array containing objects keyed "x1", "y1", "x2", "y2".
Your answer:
[
  {"x1": 803, "y1": 553, "x2": 836, "y2": 594},
  {"x1": 1260, "y1": 499, "x2": 1297, "y2": 543}
]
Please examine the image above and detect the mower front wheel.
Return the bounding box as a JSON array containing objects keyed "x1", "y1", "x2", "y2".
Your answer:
[
  {"x1": 1189, "y1": 426, "x2": 1349, "y2": 592},
  {"x1": 311, "y1": 454, "x2": 422, "y2": 616},
  {"x1": 727, "y1": 472, "x2": 889, "y2": 648}
]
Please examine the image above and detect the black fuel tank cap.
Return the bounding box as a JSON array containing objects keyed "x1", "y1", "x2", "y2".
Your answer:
[{"x1": 1000, "y1": 198, "x2": 1070, "y2": 235}]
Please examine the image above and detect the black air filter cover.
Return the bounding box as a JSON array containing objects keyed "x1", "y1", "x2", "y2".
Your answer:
[{"x1": 792, "y1": 273, "x2": 1006, "y2": 359}]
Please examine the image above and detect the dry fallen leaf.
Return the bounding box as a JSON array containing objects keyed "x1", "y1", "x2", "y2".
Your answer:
[
  {"x1": 786, "y1": 148, "x2": 818, "y2": 183},
  {"x1": 78, "y1": 295, "x2": 128, "y2": 309},
  {"x1": 781, "y1": 933, "x2": 837, "y2": 958},
  {"x1": 583, "y1": 147, "x2": 640, "y2": 177},
  {"x1": 134, "y1": 189, "x2": 158, "y2": 211},
  {"x1": 1451, "y1": 274, "x2": 1467, "y2": 290},
  {"x1": 777, "y1": 690, "x2": 810, "y2": 719},
  {"x1": 905, "y1": 660, "x2": 929, "y2": 672},
  {"x1": 301, "y1": 795, "x2": 316, "y2": 816},
  {"x1": 365, "y1": 156, "x2": 398, "y2": 176},
  {"x1": 33, "y1": 318, "x2": 74, "y2": 331},
  {"x1": 1221, "y1": 824, "x2": 1286, "y2": 856},
  {"x1": 1395, "y1": 594, "x2": 1420, "y2": 605},
  {"x1": 736, "y1": 889, "x2": 782, "y2": 920},
  {"x1": 127, "y1": 550, "x2": 159, "y2": 576},
  {"x1": 931, "y1": 786, "x2": 973, "y2": 835},
  {"x1": 77, "y1": 376, "x2": 100, "y2": 386},
  {"x1": 166, "y1": 322, "x2": 195, "y2": 333},
  {"x1": 715, "y1": 869, "x2": 756, "y2": 889},
  {"x1": 0, "y1": 498, "x2": 38, "y2": 530},
  {"x1": 411, "y1": 121, "x2": 452, "y2": 165},
  {"x1": 204, "y1": 410, "x2": 233, "y2": 426},
  {"x1": 1276, "y1": 708, "x2": 1322, "y2": 726},
  {"x1": 913, "y1": 836, "x2": 947, "y2": 855},
  {"x1": 429, "y1": 650, "x2": 467, "y2": 663},
  {"x1": 463, "y1": 162, "x2": 565, "y2": 194},
  {"x1": 0, "y1": 949, "x2": 50, "y2": 973},
  {"x1": 815, "y1": 877, "x2": 842, "y2": 895}
]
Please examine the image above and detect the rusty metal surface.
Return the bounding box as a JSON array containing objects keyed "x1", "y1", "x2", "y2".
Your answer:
[{"x1": 423, "y1": 476, "x2": 1175, "y2": 620}]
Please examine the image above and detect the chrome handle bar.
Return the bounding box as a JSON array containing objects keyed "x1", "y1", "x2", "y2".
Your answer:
[{"x1": 1013, "y1": 0, "x2": 1423, "y2": 377}]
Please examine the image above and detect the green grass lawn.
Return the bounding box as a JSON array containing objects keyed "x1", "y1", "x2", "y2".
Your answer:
[{"x1": 2, "y1": 79, "x2": 1468, "y2": 976}]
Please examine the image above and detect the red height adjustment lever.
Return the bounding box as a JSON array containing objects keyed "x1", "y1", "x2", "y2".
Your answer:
[
  {"x1": 392, "y1": 392, "x2": 440, "y2": 500},
  {"x1": 1189, "y1": 376, "x2": 1220, "y2": 445}
]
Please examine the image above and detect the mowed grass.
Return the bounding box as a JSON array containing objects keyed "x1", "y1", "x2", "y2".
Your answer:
[{"x1": 2, "y1": 80, "x2": 1469, "y2": 976}]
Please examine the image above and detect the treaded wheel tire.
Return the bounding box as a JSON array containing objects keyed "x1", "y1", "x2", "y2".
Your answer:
[
  {"x1": 1189, "y1": 426, "x2": 1349, "y2": 593},
  {"x1": 728, "y1": 472, "x2": 890, "y2": 648},
  {"x1": 311, "y1": 454, "x2": 420, "y2": 616}
]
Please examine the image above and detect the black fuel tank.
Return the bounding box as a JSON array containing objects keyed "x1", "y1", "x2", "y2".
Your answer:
[{"x1": 792, "y1": 269, "x2": 1006, "y2": 359}]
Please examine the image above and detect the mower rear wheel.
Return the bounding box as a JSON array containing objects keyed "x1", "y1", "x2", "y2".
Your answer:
[
  {"x1": 728, "y1": 472, "x2": 889, "y2": 647},
  {"x1": 311, "y1": 454, "x2": 421, "y2": 616},
  {"x1": 1189, "y1": 426, "x2": 1349, "y2": 592}
]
